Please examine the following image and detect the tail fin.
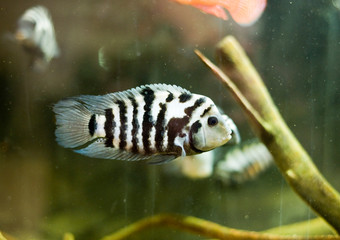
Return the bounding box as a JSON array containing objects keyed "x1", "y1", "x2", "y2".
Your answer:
[
  {"x1": 226, "y1": 0, "x2": 266, "y2": 26},
  {"x1": 53, "y1": 98, "x2": 94, "y2": 149}
]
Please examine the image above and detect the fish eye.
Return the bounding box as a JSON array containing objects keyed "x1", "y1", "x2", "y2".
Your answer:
[{"x1": 207, "y1": 116, "x2": 218, "y2": 126}]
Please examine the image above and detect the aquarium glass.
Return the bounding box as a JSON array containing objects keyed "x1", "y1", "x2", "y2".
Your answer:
[{"x1": 0, "y1": 0, "x2": 339, "y2": 239}]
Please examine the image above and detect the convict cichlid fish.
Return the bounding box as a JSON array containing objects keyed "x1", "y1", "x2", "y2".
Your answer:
[
  {"x1": 170, "y1": 0, "x2": 267, "y2": 26},
  {"x1": 53, "y1": 84, "x2": 234, "y2": 163},
  {"x1": 215, "y1": 139, "x2": 273, "y2": 185},
  {"x1": 15, "y1": 5, "x2": 59, "y2": 71}
]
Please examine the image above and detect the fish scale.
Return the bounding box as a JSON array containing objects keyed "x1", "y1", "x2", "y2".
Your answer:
[{"x1": 54, "y1": 84, "x2": 233, "y2": 163}]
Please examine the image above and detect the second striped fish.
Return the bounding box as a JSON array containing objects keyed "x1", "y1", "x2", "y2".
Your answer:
[{"x1": 53, "y1": 84, "x2": 234, "y2": 163}]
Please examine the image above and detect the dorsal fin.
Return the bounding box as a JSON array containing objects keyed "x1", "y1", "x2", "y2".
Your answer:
[
  {"x1": 67, "y1": 84, "x2": 191, "y2": 114},
  {"x1": 137, "y1": 84, "x2": 190, "y2": 95}
]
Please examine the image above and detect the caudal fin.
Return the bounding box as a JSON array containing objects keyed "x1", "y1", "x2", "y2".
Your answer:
[
  {"x1": 53, "y1": 98, "x2": 94, "y2": 149},
  {"x1": 226, "y1": 0, "x2": 267, "y2": 26}
]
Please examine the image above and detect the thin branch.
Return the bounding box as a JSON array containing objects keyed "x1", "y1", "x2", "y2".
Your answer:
[
  {"x1": 100, "y1": 214, "x2": 339, "y2": 240},
  {"x1": 194, "y1": 49, "x2": 269, "y2": 134}
]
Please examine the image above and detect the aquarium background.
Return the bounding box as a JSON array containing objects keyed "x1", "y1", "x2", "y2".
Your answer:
[{"x1": 0, "y1": 0, "x2": 339, "y2": 239}]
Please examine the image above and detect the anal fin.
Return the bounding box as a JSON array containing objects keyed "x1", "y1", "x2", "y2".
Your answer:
[
  {"x1": 75, "y1": 139, "x2": 151, "y2": 161},
  {"x1": 147, "y1": 155, "x2": 177, "y2": 165}
]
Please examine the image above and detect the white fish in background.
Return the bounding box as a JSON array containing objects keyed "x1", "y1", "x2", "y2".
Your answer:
[
  {"x1": 215, "y1": 140, "x2": 273, "y2": 185},
  {"x1": 15, "y1": 5, "x2": 59, "y2": 71},
  {"x1": 177, "y1": 150, "x2": 215, "y2": 179},
  {"x1": 170, "y1": 139, "x2": 273, "y2": 183},
  {"x1": 53, "y1": 84, "x2": 234, "y2": 163}
]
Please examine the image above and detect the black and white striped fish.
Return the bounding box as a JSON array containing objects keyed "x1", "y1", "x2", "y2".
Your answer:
[
  {"x1": 215, "y1": 140, "x2": 273, "y2": 185},
  {"x1": 15, "y1": 5, "x2": 59, "y2": 71},
  {"x1": 53, "y1": 84, "x2": 233, "y2": 163}
]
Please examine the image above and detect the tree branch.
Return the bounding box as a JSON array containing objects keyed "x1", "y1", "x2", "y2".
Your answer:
[{"x1": 101, "y1": 214, "x2": 339, "y2": 240}]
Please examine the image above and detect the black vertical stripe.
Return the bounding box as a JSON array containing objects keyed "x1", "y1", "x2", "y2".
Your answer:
[
  {"x1": 189, "y1": 120, "x2": 204, "y2": 153},
  {"x1": 88, "y1": 114, "x2": 96, "y2": 136},
  {"x1": 179, "y1": 93, "x2": 192, "y2": 103},
  {"x1": 104, "y1": 108, "x2": 115, "y2": 148},
  {"x1": 167, "y1": 97, "x2": 206, "y2": 154},
  {"x1": 184, "y1": 97, "x2": 206, "y2": 116},
  {"x1": 200, "y1": 105, "x2": 212, "y2": 118},
  {"x1": 141, "y1": 87, "x2": 155, "y2": 154},
  {"x1": 166, "y1": 91, "x2": 174, "y2": 102},
  {"x1": 129, "y1": 97, "x2": 139, "y2": 153},
  {"x1": 167, "y1": 116, "x2": 189, "y2": 154},
  {"x1": 155, "y1": 103, "x2": 167, "y2": 152},
  {"x1": 116, "y1": 100, "x2": 127, "y2": 150}
]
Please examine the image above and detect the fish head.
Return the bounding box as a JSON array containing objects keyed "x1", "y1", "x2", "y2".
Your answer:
[
  {"x1": 16, "y1": 19, "x2": 35, "y2": 41},
  {"x1": 190, "y1": 104, "x2": 232, "y2": 152}
]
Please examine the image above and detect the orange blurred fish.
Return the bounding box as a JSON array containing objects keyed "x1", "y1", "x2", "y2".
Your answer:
[{"x1": 171, "y1": 0, "x2": 267, "y2": 26}]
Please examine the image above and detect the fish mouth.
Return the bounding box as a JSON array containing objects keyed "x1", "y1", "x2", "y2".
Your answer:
[
  {"x1": 226, "y1": 128, "x2": 232, "y2": 140},
  {"x1": 15, "y1": 31, "x2": 26, "y2": 41},
  {"x1": 223, "y1": 121, "x2": 233, "y2": 142},
  {"x1": 213, "y1": 125, "x2": 232, "y2": 148}
]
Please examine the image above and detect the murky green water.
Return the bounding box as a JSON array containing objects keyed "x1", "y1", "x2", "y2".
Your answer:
[{"x1": 1, "y1": 1, "x2": 339, "y2": 239}]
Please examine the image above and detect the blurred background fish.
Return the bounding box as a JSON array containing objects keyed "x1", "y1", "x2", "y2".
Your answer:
[
  {"x1": 170, "y1": 0, "x2": 267, "y2": 26},
  {"x1": 168, "y1": 138, "x2": 273, "y2": 185},
  {"x1": 215, "y1": 139, "x2": 273, "y2": 185},
  {"x1": 177, "y1": 150, "x2": 215, "y2": 179},
  {"x1": 15, "y1": 5, "x2": 60, "y2": 71},
  {"x1": 98, "y1": 46, "x2": 110, "y2": 71}
]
